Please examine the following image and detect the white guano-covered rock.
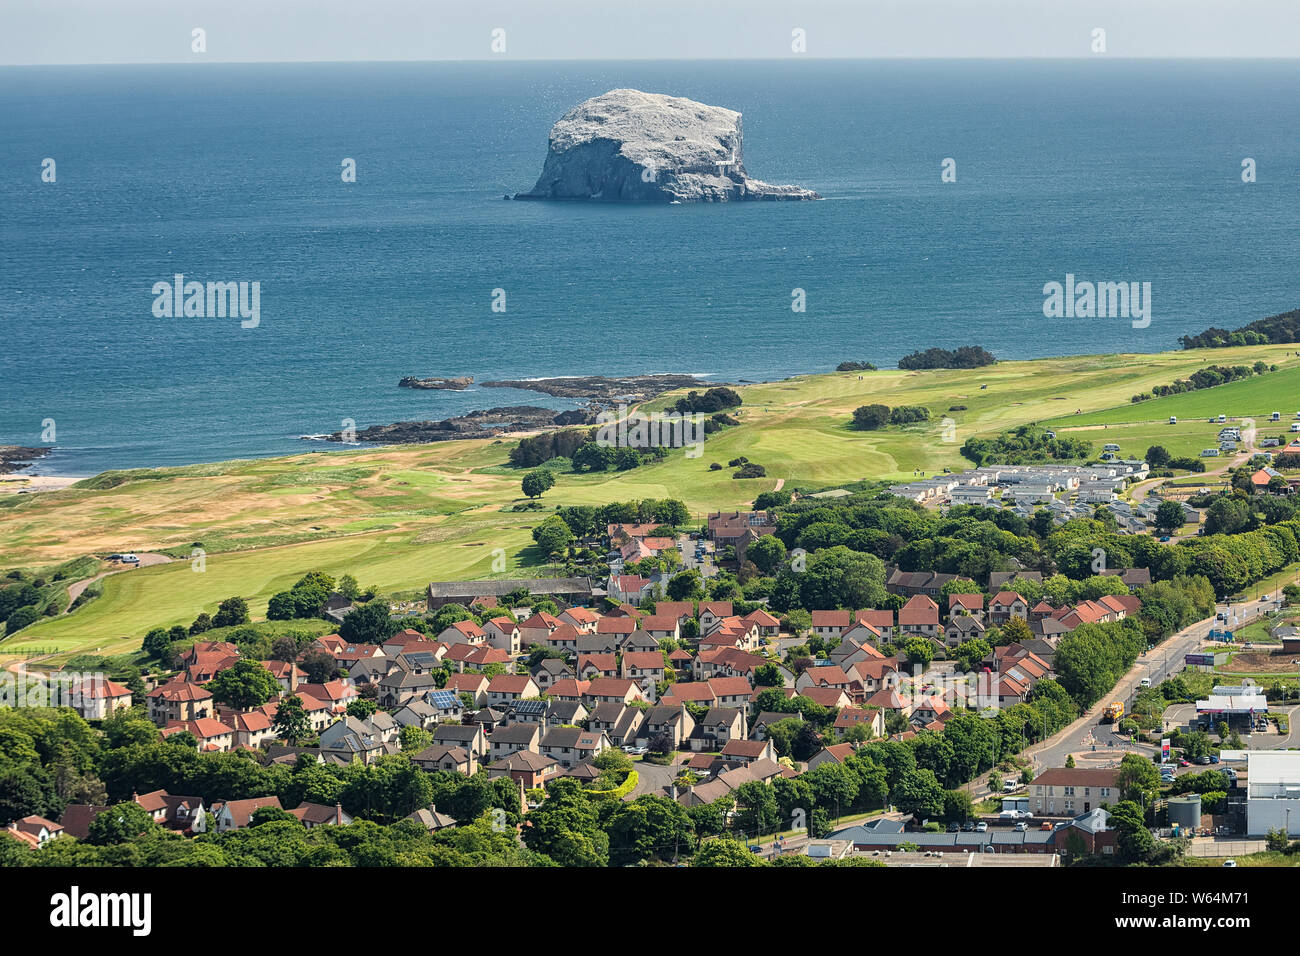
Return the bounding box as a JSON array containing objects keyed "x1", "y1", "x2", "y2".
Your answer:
[{"x1": 515, "y1": 89, "x2": 820, "y2": 203}]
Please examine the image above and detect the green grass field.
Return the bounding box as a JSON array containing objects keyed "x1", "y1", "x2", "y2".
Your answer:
[{"x1": 4, "y1": 342, "x2": 1300, "y2": 664}]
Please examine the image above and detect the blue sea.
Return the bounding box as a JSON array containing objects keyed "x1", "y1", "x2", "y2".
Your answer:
[{"x1": 2, "y1": 59, "x2": 1298, "y2": 475}]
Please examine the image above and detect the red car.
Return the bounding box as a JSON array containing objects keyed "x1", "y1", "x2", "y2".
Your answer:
[{"x1": 1179, "y1": 758, "x2": 1190, "y2": 767}]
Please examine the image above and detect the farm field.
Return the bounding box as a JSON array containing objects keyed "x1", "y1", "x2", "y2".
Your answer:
[{"x1": 3, "y1": 342, "x2": 1299, "y2": 663}]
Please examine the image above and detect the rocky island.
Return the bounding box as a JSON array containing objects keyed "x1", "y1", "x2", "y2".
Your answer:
[
  {"x1": 514, "y1": 89, "x2": 819, "y2": 203},
  {"x1": 0, "y1": 445, "x2": 50, "y2": 475},
  {"x1": 398, "y1": 376, "x2": 473, "y2": 390}
]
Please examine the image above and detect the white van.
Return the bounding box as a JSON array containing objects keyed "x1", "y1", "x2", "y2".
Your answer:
[
  {"x1": 1140, "y1": 678, "x2": 1152, "y2": 688},
  {"x1": 1291, "y1": 423, "x2": 1300, "y2": 433},
  {"x1": 119, "y1": 553, "x2": 139, "y2": 564},
  {"x1": 1169, "y1": 416, "x2": 1178, "y2": 425},
  {"x1": 1217, "y1": 414, "x2": 1227, "y2": 423},
  {"x1": 1271, "y1": 412, "x2": 1281, "y2": 422}
]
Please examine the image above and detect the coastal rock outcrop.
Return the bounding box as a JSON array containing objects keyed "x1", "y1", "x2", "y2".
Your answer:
[
  {"x1": 514, "y1": 89, "x2": 819, "y2": 203},
  {"x1": 316, "y1": 406, "x2": 599, "y2": 445},
  {"x1": 398, "y1": 376, "x2": 473, "y2": 390}
]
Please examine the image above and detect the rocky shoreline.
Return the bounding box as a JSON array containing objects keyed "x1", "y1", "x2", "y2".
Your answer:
[
  {"x1": 0, "y1": 445, "x2": 51, "y2": 475},
  {"x1": 398, "y1": 376, "x2": 473, "y2": 390},
  {"x1": 315, "y1": 406, "x2": 599, "y2": 445},
  {"x1": 481, "y1": 373, "x2": 711, "y2": 403}
]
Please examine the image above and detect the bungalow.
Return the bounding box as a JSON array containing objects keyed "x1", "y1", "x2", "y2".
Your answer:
[
  {"x1": 6, "y1": 815, "x2": 64, "y2": 848},
  {"x1": 886, "y1": 568, "x2": 959, "y2": 598}
]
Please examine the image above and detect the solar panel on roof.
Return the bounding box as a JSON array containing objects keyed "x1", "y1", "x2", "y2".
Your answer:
[{"x1": 427, "y1": 690, "x2": 458, "y2": 709}]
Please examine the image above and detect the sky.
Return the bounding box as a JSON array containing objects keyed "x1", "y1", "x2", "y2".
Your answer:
[{"x1": 1, "y1": 0, "x2": 1297, "y2": 65}]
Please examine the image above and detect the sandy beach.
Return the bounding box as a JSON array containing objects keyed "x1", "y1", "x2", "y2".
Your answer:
[{"x1": 0, "y1": 473, "x2": 81, "y2": 494}]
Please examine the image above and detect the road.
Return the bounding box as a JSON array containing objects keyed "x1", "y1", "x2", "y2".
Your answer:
[
  {"x1": 1027, "y1": 593, "x2": 1281, "y2": 771},
  {"x1": 63, "y1": 553, "x2": 173, "y2": 612}
]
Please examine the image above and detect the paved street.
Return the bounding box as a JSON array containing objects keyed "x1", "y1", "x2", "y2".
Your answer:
[{"x1": 1027, "y1": 593, "x2": 1283, "y2": 772}]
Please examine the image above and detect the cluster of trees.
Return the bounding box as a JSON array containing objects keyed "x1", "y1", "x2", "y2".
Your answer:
[
  {"x1": 1131, "y1": 362, "x2": 1269, "y2": 402},
  {"x1": 851, "y1": 404, "x2": 932, "y2": 430},
  {"x1": 552, "y1": 499, "x2": 690, "y2": 539},
  {"x1": 1053, "y1": 619, "x2": 1147, "y2": 708},
  {"x1": 897, "y1": 345, "x2": 997, "y2": 370},
  {"x1": 836, "y1": 360, "x2": 877, "y2": 372},
  {"x1": 1180, "y1": 307, "x2": 1300, "y2": 349},
  {"x1": 670, "y1": 387, "x2": 742, "y2": 415},
  {"x1": 268, "y1": 571, "x2": 361, "y2": 620},
  {"x1": 960, "y1": 424, "x2": 1092, "y2": 467},
  {"x1": 508, "y1": 428, "x2": 592, "y2": 468}
]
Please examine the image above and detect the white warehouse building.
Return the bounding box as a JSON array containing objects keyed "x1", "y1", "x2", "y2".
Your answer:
[{"x1": 1224, "y1": 750, "x2": 1300, "y2": 836}]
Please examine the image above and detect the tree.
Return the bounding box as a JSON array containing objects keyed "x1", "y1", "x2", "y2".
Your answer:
[
  {"x1": 338, "y1": 574, "x2": 360, "y2": 601},
  {"x1": 953, "y1": 637, "x2": 992, "y2": 672},
  {"x1": 1146, "y1": 445, "x2": 1172, "y2": 468},
  {"x1": 1154, "y1": 500, "x2": 1187, "y2": 535},
  {"x1": 87, "y1": 801, "x2": 158, "y2": 845},
  {"x1": 339, "y1": 601, "x2": 395, "y2": 645},
  {"x1": 142, "y1": 627, "x2": 172, "y2": 660},
  {"x1": 347, "y1": 699, "x2": 378, "y2": 720},
  {"x1": 207, "y1": 658, "x2": 279, "y2": 709},
  {"x1": 903, "y1": 637, "x2": 933, "y2": 669},
  {"x1": 753, "y1": 663, "x2": 785, "y2": 688},
  {"x1": 608, "y1": 795, "x2": 696, "y2": 866},
  {"x1": 667, "y1": 570, "x2": 705, "y2": 602},
  {"x1": 851, "y1": 404, "x2": 891, "y2": 430},
  {"x1": 521, "y1": 778, "x2": 609, "y2": 866},
  {"x1": 944, "y1": 788, "x2": 974, "y2": 823},
  {"x1": 1001, "y1": 617, "x2": 1033, "y2": 645},
  {"x1": 892, "y1": 768, "x2": 946, "y2": 820},
  {"x1": 189, "y1": 613, "x2": 213, "y2": 634},
  {"x1": 212, "y1": 596, "x2": 250, "y2": 629},
  {"x1": 747, "y1": 536, "x2": 787, "y2": 575},
  {"x1": 521, "y1": 470, "x2": 555, "y2": 500},
  {"x1": 272, "y1": 694, "x2": 311, "y2": 744},
  {"x1": 532, "y1": 515, "x2": 575, "y2": 558},
  {"x1": 693, "y1": 837, "x2": 767, "y2": 867},
  {"x1": 399, "y1": 725, "x2": 432, "y2": 753}
]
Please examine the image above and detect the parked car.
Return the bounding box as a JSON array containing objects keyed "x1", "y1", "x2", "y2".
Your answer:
[
  {"x1": 1014, "y1": 822, "x2": 1028, "y2": 832},
  {"x1": 975, "y1": 821, "x2": 988, "y2": 832},
  {"x1": 1159, "y1": 536, "x2": 1171, "y2": 542},
  {"x1": 1140, "y1": 678, "x2": 1151, "y2": 688},
  {"x1": 1040, "y1": 821, "x2": 1053, "y2": 831},
  {"x1": 1223, "y1": 859, "x2": 1236, "y2": 867},
  {"x1": 1002, "y1": 780, "x2": 1018, "y2": 793},
  {"x1": 948, "y1": 821, "x2": 961, "y2": 832},
  {"x1": 1179, "y1": 758, "x2": 1191, "y2": 767},
  {"x1": 1209, "y1": 754, "x2": 1219, "y2": 764},
  {"x1": 1196, "y1": 755, "x2": 1212, "y2": 765},
  {"x1": 962, "y1": 821, "x2": 976, "y2": 832}
]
